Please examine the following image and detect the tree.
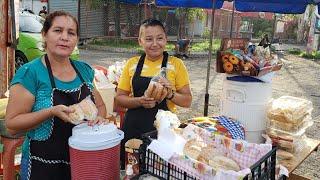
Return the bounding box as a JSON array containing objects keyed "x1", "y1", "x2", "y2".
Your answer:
[{"x1": 175, "y1": 8, "x2": 205, "y2": 39}]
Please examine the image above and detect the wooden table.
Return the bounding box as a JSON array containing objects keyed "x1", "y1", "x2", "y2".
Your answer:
[{"x1": 278, "y1": 137, "x2": 320, "y2": 180}]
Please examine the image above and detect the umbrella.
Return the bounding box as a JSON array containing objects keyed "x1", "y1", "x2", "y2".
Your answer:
[{"x1": 120, "y1": 0, "x2": 320, "y2": 116}]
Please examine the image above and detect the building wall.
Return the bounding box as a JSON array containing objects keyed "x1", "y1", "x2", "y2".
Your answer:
[
  {"x1": 48, "y1": 0, "x2": 78, "y2": 19},
  {"x1": 205, "y1": 9, "x2": 242, "y2": 39},
  {"x1": 79, "y1": 2, "x2": 106, "y2": 39}
]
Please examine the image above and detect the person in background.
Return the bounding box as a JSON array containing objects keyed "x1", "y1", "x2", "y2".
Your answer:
[
  {"x1": 258, "y1": 34, "x2": 271, "y2": 48},
  {"x1": 39, "y1": 6, "x2": 48, "y2": 18},
  {"x1": 175, "y1": 37, "x2": 191, "y2": 58},
  {"x1": 5, "y1": 11, "x2": 107, "y2": 180},
  {"x1": 115, "y1": 18, "x2": 192, "y2": 169}
]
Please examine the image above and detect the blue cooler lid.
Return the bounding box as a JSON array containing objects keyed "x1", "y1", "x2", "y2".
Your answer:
[
  {"x1": 68, "y1": 123, "x2": 124, "y2": 151},
  {"x1": 226, "y1": 75, "x2": 263, "y2": 82}
]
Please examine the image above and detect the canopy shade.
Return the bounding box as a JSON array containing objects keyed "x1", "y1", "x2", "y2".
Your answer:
[{"x1": 121, "y1": 0, "x2": 320, "y2": 14}]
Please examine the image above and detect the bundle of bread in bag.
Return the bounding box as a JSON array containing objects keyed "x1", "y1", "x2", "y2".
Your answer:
[
  {"x1": 266, "y1": 96, "x2": 313, "y2": 159},
  {"x1": 144, "y1": 67, "x2": 169, "y2": 102},
  {"x1": 68, "y1": 96, "x2": 98, "y2": 124}
]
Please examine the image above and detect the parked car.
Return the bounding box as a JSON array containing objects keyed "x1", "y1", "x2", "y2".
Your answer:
[{"x1": 15, "y1": 11, "x2": 79, "y2": 70}]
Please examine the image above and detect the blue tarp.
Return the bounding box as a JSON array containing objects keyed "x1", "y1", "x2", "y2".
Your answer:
[{"x1": 120, "y1": 0, "x2": 320, "y2": 14}]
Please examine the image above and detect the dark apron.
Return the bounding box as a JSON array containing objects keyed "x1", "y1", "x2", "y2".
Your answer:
[
  {"x1": 27, "y1": 55, "x2": 94, "y2": 180},
  {"x1": 120, "y1": 52, "x2": 169, "y2": 169}
]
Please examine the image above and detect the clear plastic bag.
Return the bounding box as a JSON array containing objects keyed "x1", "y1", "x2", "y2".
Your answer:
[
  {"x1": 144, "y1": 67, "x2": 168, "y2": 101},
  {"x1": 267, "y1": 96, "x2": 313, "y2": 124}
]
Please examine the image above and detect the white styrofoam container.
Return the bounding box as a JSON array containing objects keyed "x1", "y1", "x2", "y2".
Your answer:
[{"x1": 221, "y1": 78, "x2": 272, "y2": 143}]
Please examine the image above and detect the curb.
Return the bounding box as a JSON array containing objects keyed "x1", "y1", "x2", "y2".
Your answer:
[{"x1": 79, "y1": 44, "x2": 212, "y2": 58}]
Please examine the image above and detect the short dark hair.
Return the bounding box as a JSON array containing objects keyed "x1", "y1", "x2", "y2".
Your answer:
[
  {"x1": 42, "y1": 11, "x2": 79, "y2": 37},
  {"x1": 139, "y1": 18, "x2": 165, "y2": 38}
]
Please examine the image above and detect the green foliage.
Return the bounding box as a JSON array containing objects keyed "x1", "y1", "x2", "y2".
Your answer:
[
  {"x1": 90, "y1": 38, "x2": 141, "y2": 49},
  {"x1": 301, "y1": 51, "x2": 320, "y2": 60},
  {"x1": 251, "y1": 18, "x2": 273, "y2": 38},
  {"x1": 202, "y1": 27, "x2": 211, "y2": 39},
  {"x1": 88, "y1": 38, "x2": 221, "y2": 53},
  {"x1": 190, "y1": 39, "x2": 221, "y2": 52},
  {"x1": 288, "y1": 48, "x2": 303, "y2": 55},
  {"x1": 175, "y1": 8, "x2": 205, "y2": 22},
  {"x1": 289, "y1": 48, "x2": 320, "y2": 60}
]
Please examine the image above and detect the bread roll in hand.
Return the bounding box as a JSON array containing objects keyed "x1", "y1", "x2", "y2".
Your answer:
[
  {"x1": 145, "y1": 82, "x2": 156, "y2": 98},
  {"x1": 154, "y1": 83, "x2": 164, "y2": 101},
  {"x1": 78, "y1": 96, "x2": 98, "y2": 120},
  {"x1": 68, "y1": 104, "x2": 85, "y2": 125},
  {"x1": 68, "y1": 96, "x2": 98, "y2": 125}
]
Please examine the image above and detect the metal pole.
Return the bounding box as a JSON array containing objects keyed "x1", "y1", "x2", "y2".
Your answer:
[
  {"x1": 271, "y1": 14, "x2": 277, "y2": 42},
  {"x1": 0, "y1": 0, "x2": 9, "y2": 97},
  {"x1": 229, "y1": 1, "x2": 235, "y2": 38},
  {"x1": 144, "y1": 0, "x2": 147, "y2": 19},
  {"x1": 204, "y1": 0, "x2": 216, "y2": 116}
]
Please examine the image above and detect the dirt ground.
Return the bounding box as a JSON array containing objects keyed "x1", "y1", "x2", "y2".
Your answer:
[{"x1": 81, "y1": 49, "x2": 320, "y2": 179}]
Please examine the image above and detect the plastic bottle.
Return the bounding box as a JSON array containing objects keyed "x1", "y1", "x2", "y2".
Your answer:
[{"x1": 124, "y1": 164, "x2": 135, "y2": 180}]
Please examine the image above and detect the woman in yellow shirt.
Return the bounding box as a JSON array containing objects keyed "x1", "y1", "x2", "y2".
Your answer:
[{"x1": 115, "y1": 19, "x2": 192, "y2": 169}]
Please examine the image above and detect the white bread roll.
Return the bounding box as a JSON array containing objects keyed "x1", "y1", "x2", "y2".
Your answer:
[
  {"x1": 183, "y1": 140, "x2": 206, "y2": 160},
  {"x1": 209, "y1": 156, "x2": 240, "y2": 172},
  {"x1": 68, "y1": 104, "x2": 85, "y2": 124},
  {"x1": 78, "y1": 96, "x2": 98, "y2": 120}
]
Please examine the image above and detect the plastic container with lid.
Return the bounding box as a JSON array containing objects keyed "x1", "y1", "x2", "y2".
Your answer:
[
  {"x1": 267, "y1": 96, "x2": 313, "y2": 124},
  {"x1": 266, "y1": 128, "x2": 306, "y2": 153},
  {"x1": 267, "y1": 115, "x2": 313, "y2": 134},
  {"x1": 69, "y1": 123, "x2": 124, "y2": 180},
  {"x1": 220, "y1": 76, "x2": 272, "y2": 143}
]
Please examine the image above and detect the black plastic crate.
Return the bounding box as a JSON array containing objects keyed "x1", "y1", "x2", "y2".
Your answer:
[{"x1": 134, "y1": 130, "x2": 285, "y2": 180}]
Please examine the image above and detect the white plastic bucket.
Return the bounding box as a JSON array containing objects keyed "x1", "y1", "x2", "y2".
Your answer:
[
  {"x1": 221, "y1": 100, "x2": 267, "y2": 131},
  {"x1": 246, "y1": 130, "x2": 265, "y2": 144},
  {"x1": 221, "y1": 78, "x2": 272, "y2": 143}
]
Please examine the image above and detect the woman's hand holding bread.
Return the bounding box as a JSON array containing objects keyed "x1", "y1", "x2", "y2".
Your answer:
[
  {"x1": 51, "y1": 104, "x2": 75, "y2": 123},
  {"x1": 144, "y1": 78, "x2": 172, "y2": 102}
]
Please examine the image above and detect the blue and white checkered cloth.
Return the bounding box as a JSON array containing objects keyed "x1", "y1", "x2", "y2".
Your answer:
[{"x1": 211, "y1": 115, "x2": 245, "y2": 140}]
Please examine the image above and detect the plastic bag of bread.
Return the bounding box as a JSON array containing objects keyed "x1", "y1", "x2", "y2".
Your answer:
[
  {"x1": 144, "y1": 67, "x2": 168, "y2": 101},
  {"x1": 208, "y1": 155, "x2": 240, "y2": 172},
  {"x1": 266, "y1": 128, "x2": 306, "y2": 153},
  {"x1": 267, "y1": 115, "x2": 313, "y2": 134},
  {"x1": 183, "y1": 139, "x2": 206, "y2": 160},
  {"x1": 68, "y1": 96, "x2": 98, "y2": 124},
  {"x1": 267, "y1": 96, "x2": 313, "y2": 124},
  {"x1": 154, "y1": 110, "x2": 180, "y2": 132}
]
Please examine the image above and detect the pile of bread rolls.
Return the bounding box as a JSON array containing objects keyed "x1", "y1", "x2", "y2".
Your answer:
[
  {"x1": 266, "y1": 96, "x2": 313, "y2": 160},
  {"x1": 183, "y1": 139, "x2": 240, "y2": 172},
  {"x1": 68, "y1": 96, "x2": 98, "y2": 125},
  {"x1": 144, "y1": 81, "x2": 168, "y2": 102}
]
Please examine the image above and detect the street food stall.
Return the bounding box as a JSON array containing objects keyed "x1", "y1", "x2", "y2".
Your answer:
[{"x1": 119, "y1": 0, "x2": 320, "y2": 179}]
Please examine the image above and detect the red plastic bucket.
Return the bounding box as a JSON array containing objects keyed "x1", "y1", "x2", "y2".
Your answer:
[{"x1": 69, "y1": 123, "x2": 124, "y2": 180}]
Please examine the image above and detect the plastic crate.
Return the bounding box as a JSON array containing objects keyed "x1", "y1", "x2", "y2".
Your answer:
[{"x1": 134, "y1": 130, "x2": 285, "y2": 180}]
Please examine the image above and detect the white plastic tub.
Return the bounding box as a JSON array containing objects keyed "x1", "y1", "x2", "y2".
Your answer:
[{"x1": 220, "y1": 78, "x2": 272, "y2": 143}]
